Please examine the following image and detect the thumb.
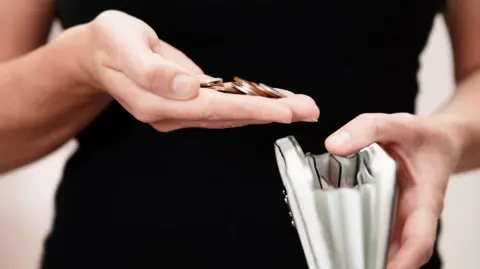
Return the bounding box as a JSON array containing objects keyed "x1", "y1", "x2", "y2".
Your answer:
[
  {"x1": 98, "y1": 11, "x2": 200, "y2": 100},
  {"x1": 117, "y1": 40, "x2": 200, "y2": 101},
  {"x1": 325, "y1": 113, "x2": 414, "y2": 156}
]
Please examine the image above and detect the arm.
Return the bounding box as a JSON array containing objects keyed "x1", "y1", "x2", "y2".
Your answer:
[
  {"x1": 0, "y1": 5, "x2": 318, "y2": 174},
  {"x1": 322, "y1": 3, "x2": 480, "y2": 266},
  {"x1": 432, "y1": 0, "x2": 480, "y2": 172},
  {"x1": 0, "y1": 0, "x2": 53, "y2": 60},
  {"x1": 0, "y1": 0, "x2": 111, "y2": 173}
]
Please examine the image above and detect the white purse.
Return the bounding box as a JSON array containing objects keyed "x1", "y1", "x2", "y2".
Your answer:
[{"x1": 274, "y1": 136, "x2": 398, "y2": 269}]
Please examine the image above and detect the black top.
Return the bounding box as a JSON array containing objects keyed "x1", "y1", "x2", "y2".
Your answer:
[{"x1": 43, "y1": 0, "x2": 443, "y2": 268}]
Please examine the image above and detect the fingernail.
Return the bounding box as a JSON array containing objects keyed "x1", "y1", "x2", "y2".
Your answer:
[
  {"x1": 327, "y1": 131, "x2": 350, "y2": 147},
  {"x1": 171, "y1": 74, "x2": 196, "y2": 99},
  {"x1": 303, "y1": 118, "x2": 318, "y2": 122}
]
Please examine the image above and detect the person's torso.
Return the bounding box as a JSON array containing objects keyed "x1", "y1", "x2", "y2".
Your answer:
[
  {"x1": 55, "y1": 0, "x2": 442, "y2": 151},
  {"x1": 44, "y1": 1, "x2": 444, "y2": 267}
]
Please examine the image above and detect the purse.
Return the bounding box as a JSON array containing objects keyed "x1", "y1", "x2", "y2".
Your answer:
[{"x1": 274, "y1": 136, "x2": 398, "y2": 269}]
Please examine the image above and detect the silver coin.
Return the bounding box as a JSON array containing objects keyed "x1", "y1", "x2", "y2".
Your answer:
[{"x1": 200, "y1": 77, "x2": 223, "y2": 87}]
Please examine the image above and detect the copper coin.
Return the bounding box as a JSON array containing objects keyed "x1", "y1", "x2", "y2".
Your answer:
[
  {"x1": 210, "y1": 82, "x2": 243, "y2": 94},
  {"x1": 232, "y1": 77, "x2": 256, "y2": 94},
  {"x1": 231, "y1": 81, "x2": 257, "y2": 95},
  {"x1": 247, "y1": 82, "x2": 273, "y2": 97},
  {"x1": 204, "y1": 76, "x2": 287, "y2": 99},
  {"x1": 242, "y1": 81, "x2": 271, "y2": 97},
  {"x1": 233, "y1": 77, "x2": 251, "y2": 88},
  {"x1": 258, "y1": 83, "x2": 286, "y2": 98},
  {"x1": 233, "y1": 77, "x2": 270, "y2": 97}
]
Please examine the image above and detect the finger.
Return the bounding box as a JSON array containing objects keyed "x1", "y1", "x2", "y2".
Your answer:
[
  {"x1": 387, "y1": 208, "x2": 438, "y2": 269},
  {"x1": 387, "y1": 187, "x2": 410, "y2": 265},
  {"x1": 387, "y1": 239, "x2": 401, "y2": 264},
  {"x1": 276, "y1": 93, "x2": 320, "y2": 122},
  {"x1": 325, "y1": 113, "x2": 416, "y2": 156},
  {"x1": 119, "y1": 49, "x2": 200, "y2": 101},
  {"x1": 141, "y1": 88, "x2": 293, "y2": 123},
  {"x1": 104, "y1": 69, "x2": 293, "y2": 124},
  {"x1": 197, "y1": 74, "x2": 216, "y2": 82},
  {"x1": 98, "y1": 13, "x2": 200, "y2": 100},
  {"x1": 274, "y1": 88, "x2": 320, "y2": 121},
  {"x1": 151, "y1": 119, "x2": 271, "y2": 132}
]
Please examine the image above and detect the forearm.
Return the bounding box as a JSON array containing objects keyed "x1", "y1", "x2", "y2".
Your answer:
[
  {"x1": 432, "y1": 70, "x2": 480, "y2": 172},
  {"x1": 0, "y1": 25, "x2": 111, "y2": 173}
]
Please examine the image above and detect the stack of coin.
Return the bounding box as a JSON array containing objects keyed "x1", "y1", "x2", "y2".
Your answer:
[{"x1": 200, "y1": 77, "x2": 286, "y2": 99}]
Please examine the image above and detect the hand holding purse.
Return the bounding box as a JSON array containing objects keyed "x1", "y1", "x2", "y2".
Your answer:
[{"x1": 274, "y1": 136, "x2": 398, "y2": 269}]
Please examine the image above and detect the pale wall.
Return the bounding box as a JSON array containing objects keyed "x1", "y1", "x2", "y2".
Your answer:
[{"x1": 1, "y1": 16, "x2": 480, "y2": 269}]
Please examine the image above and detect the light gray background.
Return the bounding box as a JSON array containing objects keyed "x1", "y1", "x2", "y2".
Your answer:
[{"x1": 1, "y1": 16, "x2": 479, "y2": 269}]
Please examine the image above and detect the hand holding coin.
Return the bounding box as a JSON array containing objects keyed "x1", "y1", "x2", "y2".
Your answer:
[
  {"x1": 143, "y1": 75, "x2": 320, "y2": 132},
  {"x1": 78, "y1": 11, "x2": 318, "y2": 132}
]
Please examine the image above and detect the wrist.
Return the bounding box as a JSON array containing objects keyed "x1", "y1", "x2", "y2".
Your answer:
[
  {"x1": 430, "y1": 112, "x2": 472, "y2": 172},
  {"x1": 46, "y1": 24, "x2": 105, "y2": 96}
]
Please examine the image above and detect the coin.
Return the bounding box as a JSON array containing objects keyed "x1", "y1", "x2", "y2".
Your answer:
[
  {"x1": 202, "y1": 76, "x2": 287, "y2": 99},
  {"x1": 248, "y1": 81, "x2": 273, "y2": 97},
  {"x1": 233, "y1": 77, "x2": 271, "y2": 97},
  {"x1": 231, "y1": 81, "x2": 257, "y2": 95},
  {"x1": 258, "y1": 83, "x2": 286, "y2": 98},
  {"x1": 210, "y1": 82, "x2": 243, "y2": 94},
  {"x1": 200, "y1": 77, "x2": 223, "y2": 87}
]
